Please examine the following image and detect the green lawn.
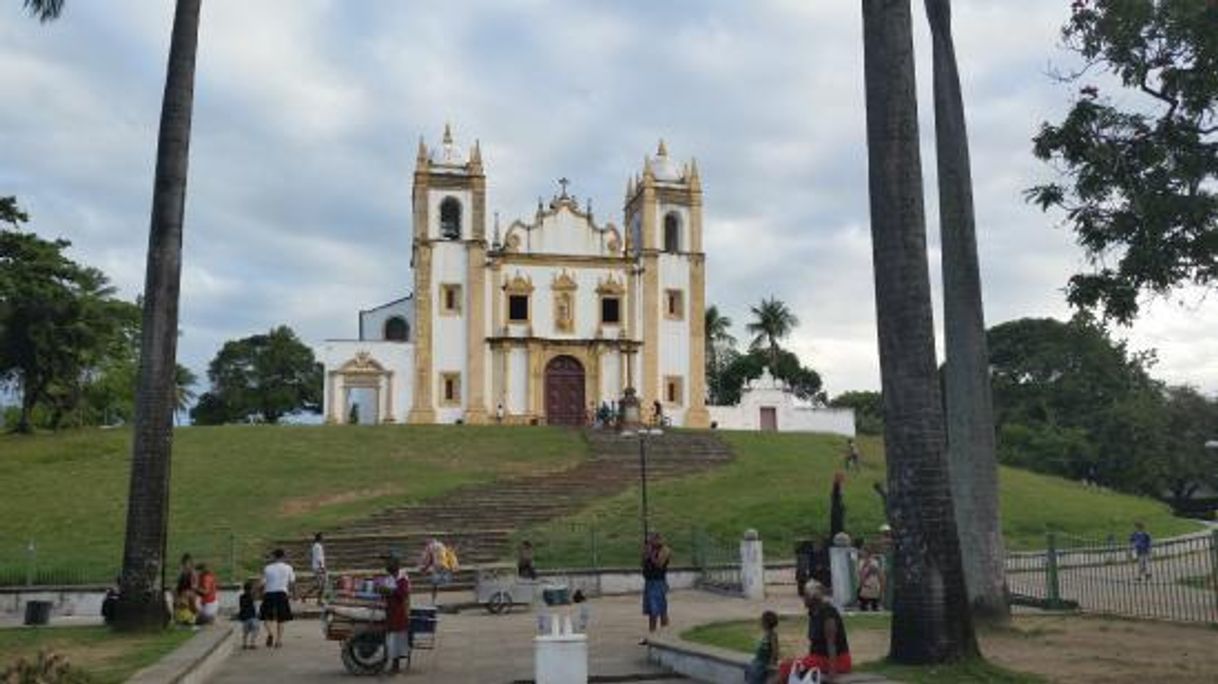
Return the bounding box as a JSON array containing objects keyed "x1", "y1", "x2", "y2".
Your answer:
[
  {"x1": 0, "y1": 425, "x2": 585, "y2": 583},
  {"x1": 519, "y1": 431, "x2": 1198, "y2": 568},
  {"x1": 0, "y1": 626, "x2": 192, "y2": 683},
  {"x1": 0, "y1": 426, "x2": 1196, "y2": 584},
  {"x1": 681, "y1": 613, "x2": 892, "y2": 654}
]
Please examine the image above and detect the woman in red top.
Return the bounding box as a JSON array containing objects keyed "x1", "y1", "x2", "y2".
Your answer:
[
  {"x1": 379, "y1": 554, "x2": 411, "y2": 674},
  {"x1": 195, "y1": 563, "x2": 219, "y2": 625}
]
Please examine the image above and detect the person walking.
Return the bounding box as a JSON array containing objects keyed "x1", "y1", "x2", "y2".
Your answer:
[
  {"x1": 641, "y1": 532, "x2": 671, "y2": 642},
  {"x1": 259, "y1": 549, "x2": 295, "y2": 648},
  {"x1": 1130, "y1": 521, "x2": 1153, "y2": 581},
  {"x1": 310, "y1": 533, "x2": 327, "y2": 604},
  {"x1": 237, "y1": 580, "x2": 260, "y2": 649},
  {"x1": 379, "y1": 553, "x2": 411, "y2": 675},
  {"x1": 843, "y1": 438, "x2": 861, "y2": 471}
]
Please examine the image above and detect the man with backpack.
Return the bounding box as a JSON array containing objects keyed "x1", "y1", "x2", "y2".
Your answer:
[{"x1": 419, "y1": 538, "x2": 459, "y2": 601}]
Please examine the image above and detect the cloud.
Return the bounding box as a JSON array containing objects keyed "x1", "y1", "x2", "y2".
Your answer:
[{"x1": 0, "y1": 0, "x2": 1213, "y2": 398}]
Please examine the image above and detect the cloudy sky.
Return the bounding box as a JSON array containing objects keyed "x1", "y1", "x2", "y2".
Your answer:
[{"x1": 3, "y1": 0, "x2": 1216, "y2": 397}]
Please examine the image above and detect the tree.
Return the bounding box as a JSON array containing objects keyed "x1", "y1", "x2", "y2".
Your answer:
[
  {"x1": 704, "y1": 305, "x2": 736, "y2": 405},
  {"x1": 716, "y1": 348, "x2": 824, "y2": 406},
  {"x1": 0, "y1": 204, "x2": 138, "y2": 433},
  {"x1": 191, "y1": 326, "x2": 322, "y2": 425},
  {"x1": 1155, "y1": 386, "x2": 1218, "y2": 501},
  {"x1": 829, "y1": 390, "x2": 884, "y2": 435},
  {"x1": 988, "y1": 315, "x2": 1160, "y2": 490},
  {"x1": 745, "y1": 297, "x2": 799, "y2": 369},
  {"x1": 924, "y1": 0, "x2": 1007, "y2": 622},
  {"x1": 861, "y1": 0, "x2": 976, "y2": 662},
  {"x1": 1028, "y1": 0, "x2": 1218, "y2": 323},
  {"x1": 21, "y1": 0, "x2": 208, "y2": 629}
]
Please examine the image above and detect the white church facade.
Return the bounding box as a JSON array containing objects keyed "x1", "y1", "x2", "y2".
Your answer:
[{"x1": 319, "y1": 127, "x2": 709, "y2": 427}]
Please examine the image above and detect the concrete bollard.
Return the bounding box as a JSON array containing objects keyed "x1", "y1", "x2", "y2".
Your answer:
[
  {"x1": 535, "y1": 610, "x2": 588, "y2": 684},
  {"x1": 740, "y1": 529, "x2": 765, "y2": 600},
  {"x1": 829, "y1": 544, "x2": 858, "y2": 608}
]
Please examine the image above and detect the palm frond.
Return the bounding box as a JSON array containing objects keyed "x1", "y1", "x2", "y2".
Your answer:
[{"x1": 23, "y1": 0, "x2": 64, "y2": 22}]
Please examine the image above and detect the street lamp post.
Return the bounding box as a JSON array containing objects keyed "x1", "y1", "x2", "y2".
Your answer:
[{"x1": 625, "y1": 426, "x2": 663, "y2": 543}]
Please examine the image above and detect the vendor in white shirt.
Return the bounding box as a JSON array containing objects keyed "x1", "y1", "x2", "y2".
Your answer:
[{"x1": 259, "y1": 549, "x2": 296, "y2": 648}]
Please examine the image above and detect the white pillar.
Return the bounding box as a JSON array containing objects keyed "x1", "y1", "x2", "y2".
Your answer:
[
  {"x1": 740, "y1": 529, "x2": 765, "y2": 600},
  {"x1": 535, "y1": 615, "x2": 587, "y2": 684},
  {"x1": 829, "y1": 545, "x2": 858, "y2": 608}
]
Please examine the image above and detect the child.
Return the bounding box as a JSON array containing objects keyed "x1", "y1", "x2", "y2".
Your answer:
[
  {"x1": 238, "y1": 581, "x2": 260, "y2": 649},
  {"x1": 745, "y1": 610, "x2": 779, "y2": 684},
  {"x1": 173, "y1": 588, "x2": 198, "y2": 628}
]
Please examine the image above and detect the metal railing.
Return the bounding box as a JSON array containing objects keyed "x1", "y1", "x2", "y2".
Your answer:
[
  {"x1": 1006, "y1": 529, "x2": 1218, "y2": 623},
  {"x1": 693, "y1": 528, "x2": 743, "y2": 594},
  {"x1": 0, "y1": 530, "x2": 243, "y2": 588}
]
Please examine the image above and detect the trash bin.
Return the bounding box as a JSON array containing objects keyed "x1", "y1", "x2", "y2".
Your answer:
[
  {"x1": 541, "y1": 585, "x2": 570, "y2": 606},
  {"x1": 24, "y1": 600, "x2": 52, "y2": 626}
]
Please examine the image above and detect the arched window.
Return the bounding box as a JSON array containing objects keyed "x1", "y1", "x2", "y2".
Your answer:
[
  {"x1": 663, "y1": 212, "x2": 681, "y2": 253},
  {"x1": 439, "y1": 197, "x2": 462, "y2": 239},
  {"x1": 383, "y1": 316, "x2": 409, "y2": 341}
]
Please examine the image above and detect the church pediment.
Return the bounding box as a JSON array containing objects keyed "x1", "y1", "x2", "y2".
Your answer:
[{"x1": 500, "y1": 185, "x2": 622, "y2": 258}]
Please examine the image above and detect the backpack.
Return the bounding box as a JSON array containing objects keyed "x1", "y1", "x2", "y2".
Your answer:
[{"x1": 440, "y1": 545, "x2": 460, "y2": 572}]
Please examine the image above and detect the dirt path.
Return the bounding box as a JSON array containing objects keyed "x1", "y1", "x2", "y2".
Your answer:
[{"x1": 795, "y1": 614, "x2": 1218, "y2": 683}]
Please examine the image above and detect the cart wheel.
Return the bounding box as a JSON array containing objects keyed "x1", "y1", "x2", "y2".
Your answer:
[
  {"x1": 486, "y1": 590, "x2": 512, "y2": 615},
  {"x1": 341, "y1": 632, "x2": 387, "y2": 676}
]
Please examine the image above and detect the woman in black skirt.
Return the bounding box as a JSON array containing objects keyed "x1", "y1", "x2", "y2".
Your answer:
[{"x1": 260, "y1": 549, "x2": 296, "y2": 647}]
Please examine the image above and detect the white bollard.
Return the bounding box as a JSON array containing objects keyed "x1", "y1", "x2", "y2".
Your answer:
[
  {"x1": 535, "y1": 611, "x2": 588, "y2": 684},
  {"x1": 829, "y1": 545, "x2": 858, "y2": 608},
  {"x1": 740, "y1": 529, "x2": 766, "y2": 600}
]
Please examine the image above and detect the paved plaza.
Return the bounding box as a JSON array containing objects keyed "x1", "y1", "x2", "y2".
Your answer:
[{"x1": 209, "y1": 588, "x2": 811, "y2": 683}]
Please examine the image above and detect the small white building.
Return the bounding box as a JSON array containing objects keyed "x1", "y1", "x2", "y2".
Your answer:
[{"x1": 708, "y1": 368, "x2": 855, "y2": 436}]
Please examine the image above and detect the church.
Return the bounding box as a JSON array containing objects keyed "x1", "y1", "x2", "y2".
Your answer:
[{"x1": 317, "y1": 126, "x2": 709, "y2": 428}]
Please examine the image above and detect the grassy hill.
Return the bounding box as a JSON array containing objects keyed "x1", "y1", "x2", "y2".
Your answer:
[
  {"x1": 0, "y1": 425, "x2": 583, "y2": 583},
  {"x1": 517, "y1": 431, "x2": 1199, "y2": 568},
  {"x1": 0, "y1": 425, "x2": 1196, "y2": 583}
]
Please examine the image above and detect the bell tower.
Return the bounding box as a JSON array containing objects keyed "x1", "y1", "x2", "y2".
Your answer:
[
  {"x1": 623, "y1": 141, "x2": 709, "y2": 427},
  {"x1": 408, "y1": 124, "x2": 490, "y2": 424}
]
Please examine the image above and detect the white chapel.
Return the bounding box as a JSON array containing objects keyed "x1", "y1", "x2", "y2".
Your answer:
[{"x1": 318, "y1": 127, "x2": 709, "y2": 427}]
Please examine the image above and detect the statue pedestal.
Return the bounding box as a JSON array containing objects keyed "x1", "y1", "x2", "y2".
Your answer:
[{"x1": 618, "y1": 387, "x2": 642, "y2": 431}]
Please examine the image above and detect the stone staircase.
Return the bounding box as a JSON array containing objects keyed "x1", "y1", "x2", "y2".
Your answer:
[{"x1": 278, "y1": 429, "x2": 732, "y2": 577}]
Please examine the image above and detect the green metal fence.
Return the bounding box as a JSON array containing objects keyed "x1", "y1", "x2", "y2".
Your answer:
[
  {"x1": 693, "y1": 528, "x2": 743, "y2": 594},
  {"x1": 0, "y1": 530, "x2": 243, "y2": 588},
  {"x1": 1006, "y1": 529, "x2": 1218, "y2": 623},
  {"x1": 519, "y1": 522, "x2": 716, "y2": 570}
]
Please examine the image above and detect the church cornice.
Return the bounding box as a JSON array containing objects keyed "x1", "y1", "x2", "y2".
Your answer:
[{"x1": 489, "y1": 252, "x2": 634, "y2": 269}]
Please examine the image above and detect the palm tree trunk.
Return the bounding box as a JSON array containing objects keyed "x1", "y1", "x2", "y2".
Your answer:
[
  {"x1": 925, "y1": 0, "x2": 1009, "y2": 623},
  {"x1": 115, "y1": 0, "x2": 202, "y2": 631},
  {"x1": 861, "y1": 0, "x2": 977, "y2": 662}
]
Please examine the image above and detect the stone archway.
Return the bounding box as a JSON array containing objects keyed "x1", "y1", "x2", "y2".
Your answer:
[
  {"x1": 327, "y1": 351, "x2": 395, "y2": 424},
  {"x1": 544, "y1": 355, "x2": 585, "y2": 426}
]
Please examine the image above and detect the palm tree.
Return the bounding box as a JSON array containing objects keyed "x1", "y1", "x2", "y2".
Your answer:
[
  {"x1": 26, "y1": 0, "x2": 204, "y2": 630},
  {"x1": 704, "y1": 305, "x2": 735, "y2": 404},
  {"x1": 861, "y1": 0, "x2": 976, "y2": 663},
  {"x1": 745, "y1": 297, "x2": 798, "y2": 369},
  {"x1": 925, "y1": 0, "x2": 1008, "y2": 623},
  {"x1": 22, "y1": 0, "x2": 62, "y2": 21},
  {"x1": 173, "y1": 364, "x2": 197, "y2": 425}
]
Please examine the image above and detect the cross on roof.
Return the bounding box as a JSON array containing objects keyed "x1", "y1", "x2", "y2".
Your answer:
[{"x1": 558, "y1": 177, "x2": 571, "y2": 198}]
